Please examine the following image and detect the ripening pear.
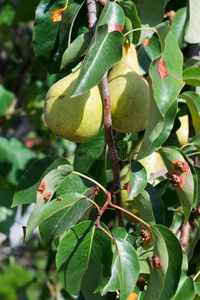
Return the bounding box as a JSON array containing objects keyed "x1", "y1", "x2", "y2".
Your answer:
[
  {"x1": 108, "y1": 42, "x2": 150, "y2": 134},
  {"x1": 44, "y1": 70, "x2": 103, "y2": 143}
]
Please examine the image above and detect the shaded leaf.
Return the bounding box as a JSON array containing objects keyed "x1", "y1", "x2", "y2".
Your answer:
[
  {"x1": 143, "y1": 225, "x2": 168, "y2": 300},
  {"x1": 128, "y1": 160, "x2": 147, "y2": 199},
  {"x1": 0, "y1": 137, "x2": 36, "y2": 186},
  {"x1": 56, "y1": 221, "x2": 113, "y2": 295},
  {"x1": 59, "y1": 0, "x2": 84, "y2": 51},
  {"x1": 0, "y1": 85, "x2": 14, "y2": 117},
  {"x1": 33, "y1": 0, "x2": 68, "y2": 73},
  {"x1": 120, "y1": 0, "x2": 141, "y2": 44},
  {"x1": 60, "y1": 32, "x2": 91, "y2": 71},
  {"x1": 74, "y1": 129, "x2": 105, "y2": 175},
  {"x1": 181, "y1": 91, "x2": 200, "y2": 134}
]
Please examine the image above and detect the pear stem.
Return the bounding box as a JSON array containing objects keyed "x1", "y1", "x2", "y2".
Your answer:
[{"x1": 124, "y1": 27, "x2": 158, "y2": 38}]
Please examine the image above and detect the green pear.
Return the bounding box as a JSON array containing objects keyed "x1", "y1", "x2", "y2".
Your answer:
[
  {"x1": 108, "y1": 42, "x2": 150, "y2": 134},
  {"x1": 44, "y1": 70, "x2": 103, "y2": 143}
]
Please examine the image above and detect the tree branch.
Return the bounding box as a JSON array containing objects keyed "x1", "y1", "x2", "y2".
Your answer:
[
  {"x1": 86, "y1": 0, "x2": 124, "y2": 227},
  {"x1": 86, "y1": 0, "x2": 97, "y2": 38},
  {"x1": 100, "y1": 75, "x2": 124, "y2": 227}
]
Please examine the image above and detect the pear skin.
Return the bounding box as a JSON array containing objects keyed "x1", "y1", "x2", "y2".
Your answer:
[
  {"x1": 44, "y1": 70, "x2": 103, "y2": 143},
  {"x1": 108, "y1": 43, "x2": 150, "y2": 134}
]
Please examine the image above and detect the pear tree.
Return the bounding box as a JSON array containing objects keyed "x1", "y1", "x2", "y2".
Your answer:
[{"x1": 2, "y1": 0, "x2": 200, "y2": 299}]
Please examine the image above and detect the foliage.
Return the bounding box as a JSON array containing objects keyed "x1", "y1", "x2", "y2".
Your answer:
[{"x1": 1, "y1": 0, "x2": 200, "y2": 299}]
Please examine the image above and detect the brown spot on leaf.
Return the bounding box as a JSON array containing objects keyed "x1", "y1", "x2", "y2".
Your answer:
[
  {"x1": 50, "y1": 2, "x2": 68, "y2": 23},
  {"x1": 172, "y1": 160, "x2": 190, "y2": 174},
  {"x1": 43, "y1": 191, "x2": 52, "y2": 201},
  {"x1": 169, "y1": 172, "x2": 186, "y2": 189},
  {"x1": 91, "y1": 185, "x2": 99, "y2": 197},
  {"x1": 37, "y1": 179, "x2": 47, "y2": 193},
  {"x1": 152, "y1": 254, "x2": 163, "y2": 270},
  {"x1": 123, "y1": 181, "x2": 131, "y2": 193}
]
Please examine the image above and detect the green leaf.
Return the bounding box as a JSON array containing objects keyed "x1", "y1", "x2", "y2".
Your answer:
[
  {"x1": 55, "y1": 172, "x2": 94, "y2": 197},
  {"x1": 181, "y1": 91, "x2": 200, "y2": 134},
  {"x1": 128, "y1": 186, "x2": 155, "y2": 225},
  {"x1": 0, "y1": 186, "x2": 17, "y2": 235},
  {"x1": 157, "y1": 225, "x2": 182, "y2": 300},
  {"x1": 74, "y1": 129, "x2": 105, "y2": 175},
  {"x1": 56, "y1": 221, "x2": 113, "y2": 295},
  {"x1": 185, "y1": 0, "x2": 200, "y2": 43},
  {"x1": 138, "y1": 0, "x2": 169, "y2": 44},
  {"x1": 97, "y1": 1, "x2": 125, "y2": 29},
  {"x1": 14, "y1": 0, "x2": 40, "y2": 22},
  {"x1": 128, "y1": 160, "x2": 147, "y2": 199},
  {"x1": 138, "y1": 36, "x2": 161, "y2": 73},
  {"x1": 174, "y1": 276, "x2": 195, "y2": 300},
  {"x1": 39, "y1": 193, "x2": 91, "y2": 249},
  {"x1": 140, "y1": 98, "x2": 177, "y2": 159},
  {"x1": 136, "y1": 82, "x2": 164, "y2": 160},
  {"x1": 194, "y1": 282, "x2": 200, "y2": 296},
  {"x1": 101, "y1": 234, "x2": 140, "y2": 300},
  {"x1": 158, "y1": 147, "x2": 197, "y2": 221},
  {"x1": 120, "y1": 0, "x2": 141, "y2": 44},
  {"x1": 150, "y1": 31, "x2": 184, "y2": 115},
  {"x1": 182, "y1": 67, "x2": 200, "y2": 87},
  {"x1": 0, "y1": 137, "x2": 36, "y2": 186},
  {"x1": 60, "y1": 32, "x2": 91, "y2": 71},
  {"x1": 189, "y1": 133, "x2": 200, "y2": 150},
  {"x1": 143, "y1": 225, "x2": 168, "y2": 300},
  {"x1": 59, "y1": 0, "x2": 84, "y2": 51},
  {"x1": 12, "y1": 156, "x2": 71, "y2": 207},
  {"x1": 26, "y1": 164, "x2": 73, "y2": 240},
  {"x1": 33, "y1": 0, "x2": 67, "y2": 73},
  {"x1": 0, "y1": 85, "x2": 14, "y2": 117},
  {"x1": 71, "y1": 24, "x2": 125, "y2": 96},
  {"x1": 171, "y1": 7, "x2": 187, "y2": 48}
]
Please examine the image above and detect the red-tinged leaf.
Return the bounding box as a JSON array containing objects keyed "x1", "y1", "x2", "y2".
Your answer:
[
  {"x1": 108, "y1": 24, "x2": 123, "y2": 32},
  {"x1": 150, "y1": 31, "x2": 185, "y2": 115},
  {"x1": 158, "y1": 147, "x2": 197, "y2": 221},
  {"x1": 157, "y1": 57, "x2": 169, "y2": 79},
  {"x1": 25, "y1": 164, "x2": 73, "y2": 240},
  {"x1": 97, "y1": 1, "x2": 125, "y2": 30}
]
